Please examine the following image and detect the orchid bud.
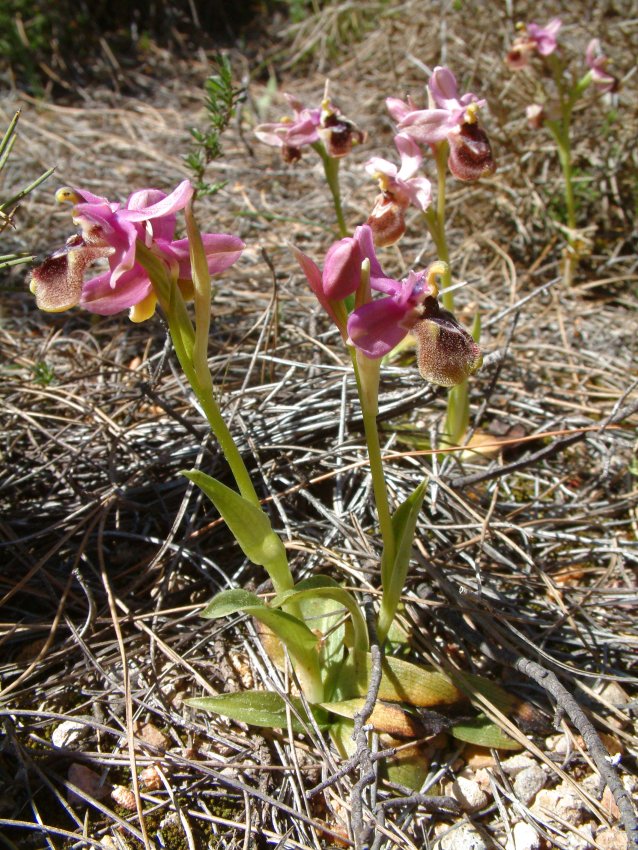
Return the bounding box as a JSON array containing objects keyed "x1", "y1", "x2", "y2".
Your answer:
[
  {"x1": 448, "y1": 122, "x2": 496, "y2": 182},
  {"x1": 412, "y1": 297, "x2": 483, "y2": 387}
]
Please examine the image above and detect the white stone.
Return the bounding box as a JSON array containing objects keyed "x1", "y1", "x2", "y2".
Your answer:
[
  {"x1": 532, "y1": 783, "x2": 587, "y2": 826},
  {"x1": 52, "y1": 719, "x2": 90, "y2": 749},
  {"x1": 595, "y1": 826, "x2": 628, "y2": 850},
  {"x1": 505, "y1": 821, "x2": 541, "y2": 850},
  {"x1": 566, "y1": 822, "x2": 594, "y2": 849},
  {"x1": 449, "y1": 776, "x2": 489, "y2": 812},
  {"x1": 513, "y1": 765, "x2": 547, "y2": 804},
  {"x1": 500, "y1": 754, "x2": 536, "y2": 777},
  {"x1": 437, "y1": 823, "x2": 489, "y2": 850}
]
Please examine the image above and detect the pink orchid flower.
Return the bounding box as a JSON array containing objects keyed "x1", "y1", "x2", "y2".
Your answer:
[
  {"x1": 387, "y1": 68, "x2": 495, "y2": 181},
  {"x1": 347, "y1": 268, "x2": 438, "y2": 359},
  {"x1": 254, "y1": 94, "x2": 322, "y2": 163},
  {"x1": 347, "y1": 263, "x2": 482, "y2": 385},
  {"x1": 30, "y1": 180, "x2": 244, "y2": 322},
  {"x1": 295, "y1": 224, "x2": 482, "y2": 384},
  {"x1": 387, "y1": 68, "x2": 485, "y2": 146},
  {"x1": 585, "y1": 39, "x2": 618, "y2": 93},
  {"x1": 365, "y1": 134, "x2": 432, "y2": 245},
  {"x1": 506, "y1": 18, "x2": 562, "y2": 68},
  {"x1": 527, "y1": 18, "x2": 562, "y2": 56},
  {"x1": 255, "y1": 92, "x2": 365, "y2": 163}
]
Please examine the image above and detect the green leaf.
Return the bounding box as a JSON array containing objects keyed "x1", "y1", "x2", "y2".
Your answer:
[
  {"x1": 273, "y1": 576, "x2": 369, "y2": 653},
  {"x1": 199, "y1": 586, "x2": 323, "y2": 704},
  {"x1": 200, "y1": 588, "x2": 317, "y2": 655},
  {"x1": 187, "y1": 691, "x2": 330, "y2": 731},
  {"x1": 451, "y1": 714, "x2": 521, "y2": 750},
  {"x1": 378, "y1": 480, "x2": 427, "y2": 643},
  {"x1": 184, "y1": 470, "x2": 291, "y2": 591},
  {"x1": 345, "y1": 649, "x2": 463, "y2": 707},
  {"x1": 201, "y1": 588, "x2": 264, "y2": 619}
]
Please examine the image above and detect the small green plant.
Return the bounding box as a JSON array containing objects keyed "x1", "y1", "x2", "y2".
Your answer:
[
  {"x1": 0, "y1": 111, "x2": 53, "y2": 270},
  {"x1": 184, "y1": 55, "x2": 245, "y2": 196},
  {"x1": 31, "y1": 360, "x2": 55, "y2": 385}
]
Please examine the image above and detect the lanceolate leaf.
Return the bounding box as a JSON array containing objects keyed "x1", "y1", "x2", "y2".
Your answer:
[
  {"x1": 378, "y1": 480, "x2": 427, "y2": 643},
  {"x1": 273, "y1": 576, "x2": 369, "y2": 652},
  {"x1": 187, "y1": 691, "x2": 331, "y2": 732},
  {"x1": 451, "y1": 714, "x2": 521, "y2": 750},
  {"x1": 346, "y1": 649, "x2": 463, "y2": 706},
  {"x1": 199, "y1": 587, "x2": 323, "y2": 704},
  {"x1": 183, "y1": 470, "x2": 292, "y2": 593},
  {"x1": 200, "y1": 589, "x2": 317, "y2": 654},
  {"x1": 201, "y1": 588, "x2": 263, "y2": 619}
]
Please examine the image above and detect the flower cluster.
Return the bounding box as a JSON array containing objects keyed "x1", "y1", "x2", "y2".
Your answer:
[
  {"x1": 254, "y1": 92, "x2": 365, "y2": 163},
  {"x1": 505, "y1": 19, "x2": 618, "y2": 129},
  {"x1": 294, "y1": 224, "x2": 482, "y2": 386},
  {"x1": 30, "y1": 181, "x2": 244, "y2": 322}
]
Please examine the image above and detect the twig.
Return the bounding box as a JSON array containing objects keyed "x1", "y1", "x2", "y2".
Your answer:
[
  {"x1": 350, "y1": 600, "x2": 384, "y2": 850},
  {"x1": 449, "y1": 396, "x2": 638, "y2": 490},
  {"x1": 514, "y1": 657, "x2": 638, "y2": 850}
]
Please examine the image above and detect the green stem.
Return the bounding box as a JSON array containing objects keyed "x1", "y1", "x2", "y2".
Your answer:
[
  {"x1": 135, "y1": 241, "x2": 260, "y2": 507},
  {"x1": 313, "y1": 142, "x2": 348, "y2": 237},
  {"x1": 351, "y1": 348, "x2": 395, "y2": 567},
  {"x1": 424, "y1": 142, "x2": 454, "y2": 312}
]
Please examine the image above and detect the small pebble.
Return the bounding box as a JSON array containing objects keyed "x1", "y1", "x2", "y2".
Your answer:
[
  {"x1": 595, "y1": 826, "x2": 627, "y2": 850},
  {"x1": 67, "y1": 763, "x2": 108, "y2": 805},
  {"x1": 500, "y1": 754, "x2": 536, "y2": 777},
  {"x1": 447, "y1": 776, "x2": 489, "y2": 812},
  {"x1": 566, "y1": 821, "x2": 594, "y2": 849},
  {"x1": 533, "y1": 783, "x2": 587, "y2": 826},
  {"x1": 505, "y1": 821, "x2": 541, "y2": 850},
  {"x1": 437, "y1": 823, "x2": 489, "y2": 850},
  {"x1": 513, "y1": 765, "x2": 547, "y2": 805},
  {"x1": 52, "y1": 719, "x2": 91, "y2": 749}
]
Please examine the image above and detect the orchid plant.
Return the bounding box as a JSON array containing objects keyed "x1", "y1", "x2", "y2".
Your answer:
[
  {"x1": 29, "y1": 176, "x2": 518, "y2": 791},
  {"x1": 505, "y1": 18, "x2": 619, "y2": 285},
  {"x1": 368, "y1": 66, "x2": 495, "y2": 446},
  {"x1": 254, "y1": 82, "x2": 365, "y2": 237}
]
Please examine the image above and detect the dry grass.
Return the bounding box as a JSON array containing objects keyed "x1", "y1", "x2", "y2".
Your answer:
[{"x1": 1, "y1": 1, "x2": 637, "y2": 848}]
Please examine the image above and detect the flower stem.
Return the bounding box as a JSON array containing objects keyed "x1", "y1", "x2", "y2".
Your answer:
[
  {"x1": 313, "y1": 142, "x2": 348, "y2": 237},
  {"x1": 135, "y1": 240, "x2": 261, "y2": 507},
  {"x1": 351, "y1": 348, "x2": 395, "y2": 567},
  {"x1": 423, "y1": 141, "x2": 454, "y2": 312}
]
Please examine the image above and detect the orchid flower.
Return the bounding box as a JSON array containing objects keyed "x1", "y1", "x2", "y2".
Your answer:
[
  {"x1": 254, "y1": 94, "x2": 321, "y2": 163},
  {"x1": 293, "y1": 224, "x2": 394, "y2": 338},
  {"x1": 295, "y1": 224, "x2": 482, "y2": 385},
  {"x1": 365, "y1": 134, "x2": 432, "y2": 245},
  {"x1": 347, "y1": 257, "x2": 482, "y2": 385},
  {"x1": 347, "y1": 268, "x2": 439, "y2": 360},
  {"x1": 585, "y1": 39, "x2": 618, "y2": 93},
  {"x1": 29, "y1": 180, "x2": 244, "y2": 322},
  {"x1": 506, "y1": 18, "x2": 562, "y2": 69},
  {"x1": 255, "y1": 92, "x2": 365, "y2": 163},
  {"x1": 387, "y1": 68, "x2": 495, "y2": 181}
]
